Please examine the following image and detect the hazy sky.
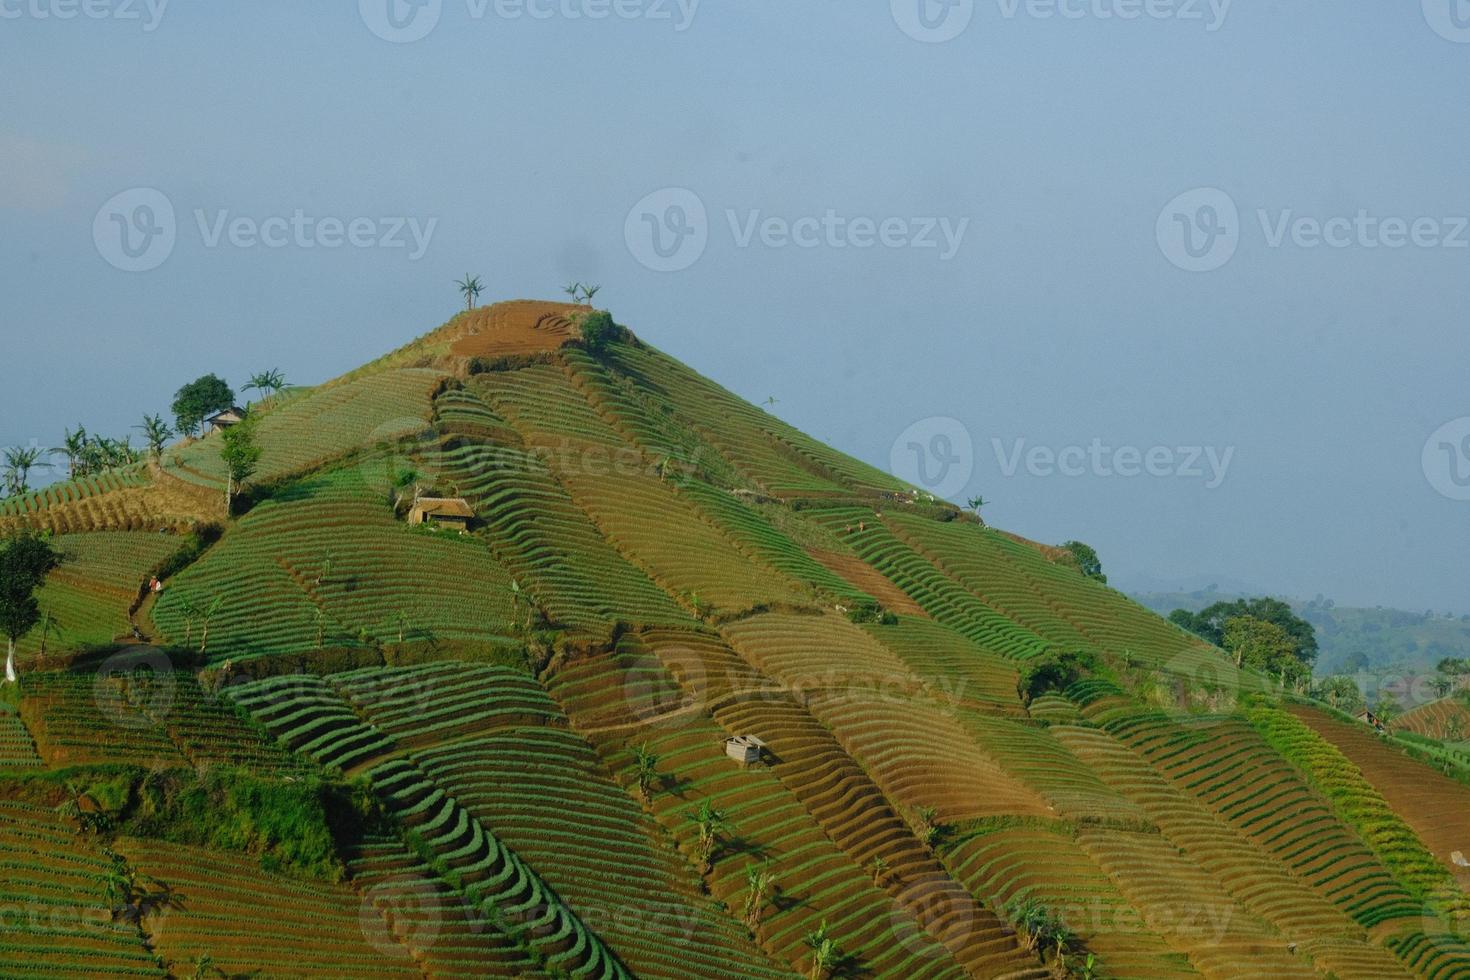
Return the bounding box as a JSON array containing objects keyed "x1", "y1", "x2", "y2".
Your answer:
[{"x1": 3, "y1": 2, "x2": 1467, "y2": 612}]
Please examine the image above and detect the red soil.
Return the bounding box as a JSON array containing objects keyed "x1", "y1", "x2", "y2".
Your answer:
[
  {"x1": 807, "y1": 548, "x2": 928, "y2": 617},
  {"x1": 448, "y1": 300, "x2": 583, "y2": 358}
]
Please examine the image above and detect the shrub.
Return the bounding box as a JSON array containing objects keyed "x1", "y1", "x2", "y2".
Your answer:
[
  {"x1": 577, "y1": 311, "x2": 624, "y2": 355},
  {"x1": 1018, "y1": 649, "x2": 1099, "y2": 706}
]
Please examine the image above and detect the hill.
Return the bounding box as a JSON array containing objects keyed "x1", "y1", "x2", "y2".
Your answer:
[
  {"x1": 0, "y1": 300, "x2": 1466, "y2": 979},
  {"x1": 1131, "y1": 589, "x2": 1470, "y2": 679}
]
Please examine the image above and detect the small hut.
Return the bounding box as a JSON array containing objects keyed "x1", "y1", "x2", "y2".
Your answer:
[
  {"x1": 724, "y1": 735, "x2": 767, "y2": 765},
  {"x1": 407, "y1": 497, "x2": 475, "y2": 531},
  {"x1": 205, "y1": 407, "x2": 247, "y2": 434}
]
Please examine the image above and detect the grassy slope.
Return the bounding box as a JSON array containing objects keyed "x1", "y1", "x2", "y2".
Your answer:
[{"x1": 3, "y1": 302, "x2": 1466, "y2": 980}]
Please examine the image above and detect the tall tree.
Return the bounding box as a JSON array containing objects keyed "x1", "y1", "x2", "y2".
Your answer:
[
  {"x1": 1171, "y1": 597, "x2": 1318, "y2": 670},
  {"x1": 172, "y1": 375, "x2": 236, "y2": 438},
  {"x1": 1061, "y1": 540, "x2": 1107, "y2": 583},
  {"x1": 220, "y1": 419, "x2": 261, "y2": 512},
  {"x1": 455, "y1": 274, "x2": 484, "y2": 311},
  {"x1": 243, "y1": 369, "x2": 286, "y2": 405},
  {"x1": 0, "y1": 534, "x2": 60, "y2": 683},
  {"x1": 137, "y1": 415, "x2": 173, "y2": 461},
  {"x1": 2, "y1": 447, "x2": 46, "y2": 498},
  {"x1": 56, "y1": 426, "x2": 89, "y2": 479}
]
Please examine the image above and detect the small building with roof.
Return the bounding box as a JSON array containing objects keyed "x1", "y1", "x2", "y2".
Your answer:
[{"x1": 408, "y1": 497, "x2": 475, "y2": 531}]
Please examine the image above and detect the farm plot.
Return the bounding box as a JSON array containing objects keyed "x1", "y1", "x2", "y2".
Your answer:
[
  {"x1": 0, "y1": 801, "x2": 164, "y2": 978},
  {"x1": 20, "y1": 670, "x2": 185, "y2": 769},
  {"x1": 13, "y1": 531, "x2": 180, "y2": 663},
  {"x1": 1091, "y1": 704, "x2": 1423, "y2": 931},
  {"x1": 422, "y1": 438, "x2": 692, "y2": 633},
  {"x1": 152, "y1": 466, "x2": 520, "y2": 664},
  {"x1": 1074, "y1": 826, "x2": 1320, "y2": 979},
  {"x1": 1290, "y1": 705, "x2": 1470, "y2": 880},
  {"x1": 599, "y1": 345, "x2": 860, "y2": 498},
  {"x1": 433, "y1": 383, "x2": 521, "y2": 443},
  {"x1": 163, "y1": 367, "x2": 445, "y2": 490},
  {"x1": 884, "y1": 512, "x2": 1213, "y2": 672},
  {"x1": 470, "y1": 364, "x2": 630, "y2": 449},
  {"x1": 1250, "y1": 706, "x2": 1464, "y2": 906},
  {"x1": 0, "y1": 465, "x2": 151, "y2": 518},
  {"x1": 347, "y1": 837, "x2": 550, "y2": 978},
  {"x1": 1396, "y1": 697, "x2": 1470, "y2": 742},
  {"x1": 861, "y1": 615, "x2": 1025, "y2": 716},
  {"x1": 598, "y1": 716, "x2": 981, "y2": 979},
  {"x1": 708, "y1": 680, "x2": 1033, "y2": 978},
  {"x1": 333, "y1": 662, "x2": 791, "y2": 979},
  {"x1": 1384, "y1": 932, "x2": 1470, "y2": 980},
  {"x1": 556, "y1": 467, "x2": 808, "y2": 617},
  {"x1": 810, "y1": 508, "x2": 1053, "y2": 660},
  {"x1": 720, "y1": 612, "x2": 1057, "y2": 823},
  {"x1": 229, "y1": 674, "x2": 626, "y2": 979},
  {"x1": 116, "y1": 838, "x2": 423, "y2": 978},
  {"x1": 0, "y1": 709, "x2": 43, "y2": 768},
  {"x1": 1045, "y1": 722, "x2": 1381, "y2": 954},
  {"x1": 947, "y1": 825, "x2": 1202, "y2": 980}
]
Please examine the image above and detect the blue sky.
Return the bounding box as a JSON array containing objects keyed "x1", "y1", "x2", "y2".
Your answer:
[{"x1": 2, "y1": 1, "x2": 1468, "y2": 612}]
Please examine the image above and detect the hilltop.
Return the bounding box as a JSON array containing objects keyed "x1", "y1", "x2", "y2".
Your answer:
[{"x1": 0, "y1": 301, "x2": 1467, "y2": 980}]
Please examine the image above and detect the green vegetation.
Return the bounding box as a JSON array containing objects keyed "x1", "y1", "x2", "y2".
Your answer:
[
  {"x1": 1061, "y1": 540, "x2": 1106, "y2": 583},
  {"x1": 171, "y1": 374, "x2": 236, "y2": 438},
  {"x1": 0, "y1": 533, "x2": 60, "y2": 682},
  {"x1": 219, "y1": 416, "x2": 261, "y2": 513}
]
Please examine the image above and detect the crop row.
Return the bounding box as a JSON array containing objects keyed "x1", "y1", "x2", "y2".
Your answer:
[
  {"x1": 0, "y1": 711, "x2": 43, "y2": 768},
  {"x1": 227, "y1": 673, "x2": 627, "y2": 978},
  {"x1": 0, "y1": 466, "x2": 150, "y2": 517},
  {"x1": 809, "y1": 508, "x2": 1052, "y2": 659},
  {"x1": 116, "y1": 837, "x2": 423, "y2": 977},
  {"x1": 0, "y1": 801, "x2": 164, "y2": 977},
  {"x1": 1089, "y1": 704, "x2": 1422, "y2": 930},
  {"x1": 15, "y1": 532, "x2": 180, "y2": 661},
  {"x1": 162, "y1": 368, "x2": 444, "y2": 490},
  {"x1": 421, "y1": 438, "x2": 692, "y2": 633},
  {"x1": 151, "y1": 466, "x2": 520, "y2": 663},
  {"x1": 1248, "y1": 706, "x2": 1463, "y2": 906}
]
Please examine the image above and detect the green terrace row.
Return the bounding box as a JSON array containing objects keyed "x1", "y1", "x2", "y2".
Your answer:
[
  {"x1": 1085, "y1": 702, "x2": 1424, "y2": 931},
  {"x1": 420, "y1": 438, "x2": 693, "y2": 632},
  {"x1": 163, "y1": 368, "x2": 445, "y2": 490},
  {"x1": 0, "y1": 466, "x2": 150, "y2": 517},
  {"x1": 151, "y1": 466, "x2": 519, "y2": 663},
  {"x1": 227, "y1": 672, "x2": 628, "y2": 979}
]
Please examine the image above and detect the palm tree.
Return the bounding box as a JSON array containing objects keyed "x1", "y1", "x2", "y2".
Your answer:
[
  {"x1": 3, "y1": 446, "x2": 46, "y2": 497},
  {"x1": 244, "y1": 369, "x2": 286, "y2": 405},
  {"x1": 136, "y1": 415, "x2": 173, "y2": 461},
  {"x1": 743, "y1": 862, "x2": 777, "y2": 931},
  {"x1": 966, "y1": 495, "x2": 988, "y2": 518},
  {"x1": 686, "y1": 799, "x2": 729, "y2": 874},
  {"x1": 563, "y1": 281, "x2": 582, "y2": 303},
  {"x1": 803, "y1": 920, "x2": 847, "y2": 980},
  {"x1": 197, "y1": 596, "x2": 225, "y2": 655},
  {"x1": 57, "y1": 426, "x2": 89, "y2": 479},
  {"x1": 455, "y1": 274, "x2": 485, "y2": 311},
  {"x1": 869, "y1": 855, "x2": 890, "y2": 886},
  {"x1": 581, "y1": 284, "x2": 601, "y2": 305},
  {"x1": 633, "y1": 743, "x2": 660, "y2": 805}
]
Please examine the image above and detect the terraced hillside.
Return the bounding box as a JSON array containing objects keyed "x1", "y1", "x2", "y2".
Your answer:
[{"x1": 0, "y1": 300, "x2": 1465, "y2": 979}]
